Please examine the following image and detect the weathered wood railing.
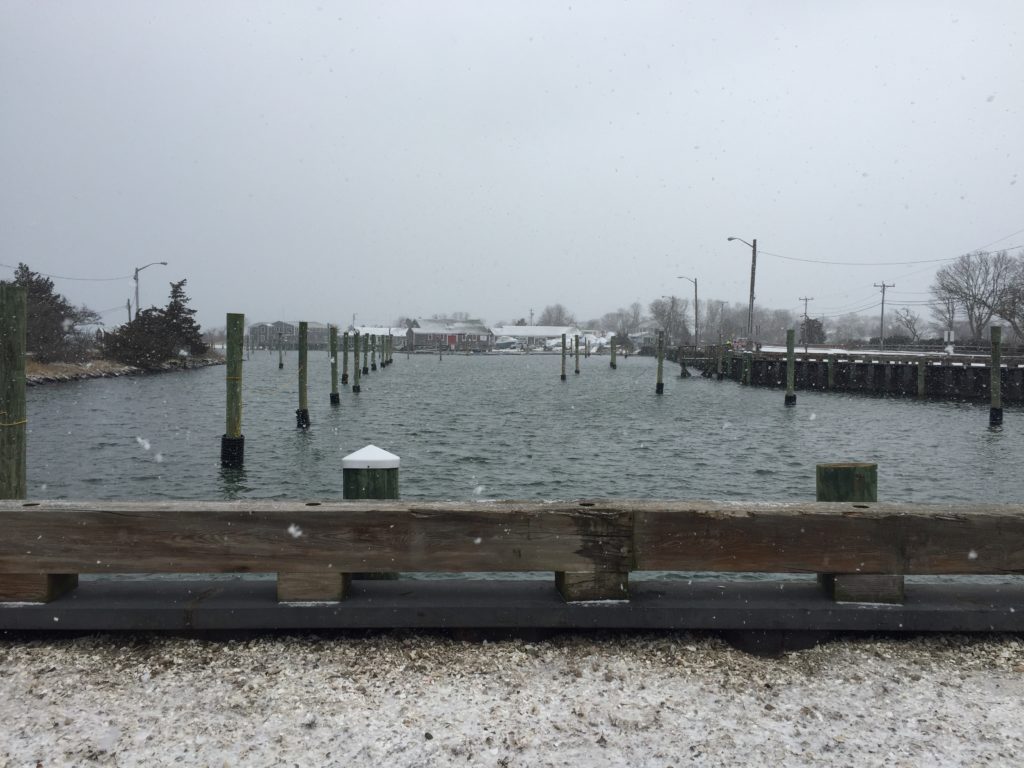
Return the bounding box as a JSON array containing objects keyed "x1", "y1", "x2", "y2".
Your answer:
[{"x1": 3, "y1": 499, "x2": 1023, "y2": 604}]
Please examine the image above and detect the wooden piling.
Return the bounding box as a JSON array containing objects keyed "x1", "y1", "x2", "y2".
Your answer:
[
  {"x1": 341, "y1": 332, "x2": 350, "y2": 385},
  {"x1": 560, "y1": 333, "x2": 567, "y2": 381},
  {"x1": 371, "y1": 335, "x2": 377, "y2": 371},
  {"x1": 816, "y1": 462, "x2": 903, "y2": 604},
  {"x1": 278, "y1": 332, "x2": 284, "y2": 370},
  {"x1": 610, "y1": 335, "x2": 617, "y2": 369},
  {"x1": 362, "y1": 333, "x2": 370, "y2": 375},
  {"x1": 917, "y1": 359, "x2": 927, "y2": 398},
  {"x1": 296, "y1": 322, "x2": 311, "y2": 428},
  {"x1": 574, "y1": 334, "x2": 580, "y2": 375},
  {"x1": 742, "y1": 352, "x2": 751, "y2": 386},
  {"x1": 329, "y1": 325, "x2": 340, "y2": 405},
  {"x1": 991, "y1": 326, "x2": 1003, "y2": 426},
  {"x1": 220, "y1": 312, "x2": 245, "y2": 467},
  {"x1": 352, "y1": 332, "x2": 361, "y2": 393},
  {"x1": 0, "y1": 283, "x2": 28, "y2": 500},
  {"x1": 827, "y1": 354, "x2": 836, "y2": 390},
  {"x1": 656, "y1": 331, "x2": 665, "y2": 394},
  {"x1": 785, "y1": 329, "x2": 796, "y2": 406},
  {"x1": 0, "y1": 284, "x2": 77, "y2": 601},
  {"x1": 585, "y1": 338, "x2": 590, "y2": 358}
]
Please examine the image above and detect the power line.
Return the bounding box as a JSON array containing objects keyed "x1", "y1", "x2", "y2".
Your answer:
[
  {"x1": 0, "y1": 262, "x2": 131, "y2": 282},
  {"x1": 758, "y1": 241, "x2": 1024, "y2": 267}
]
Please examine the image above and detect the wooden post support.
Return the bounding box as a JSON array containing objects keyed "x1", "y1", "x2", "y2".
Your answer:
[
  {"x1": 785, "y1": 329, "x2": 797, "y2": 406},
  {"x1": 560, "y1": 333, "x2": 567, "y2": 381},
  {"x1": 1, "y1": 283, "x2": 28, "y2": 500},
  {"x1": 371, "y1": 335, "x2": 377, "y2": 371},
  {"x1": 341, "y1": 331, "x2": 350, "y2": 385},
  {"x1": 816, "y1": 462, "x2": 904, "y2": 604},
  {"x1": 655, "y1": 330, "x2": 665, "y2": 394},
  {"x1": 991, "y1": 326, "x2": 1003, "y2": 426},
  {"x1": 362, "y1": 333, "x2": 370, "y2": 375},
  {"x1": 329, "y1": 325, "x2": 340, "y2": 405},
  {"x1": 574, "y1": 334, "x2": 580, "y2": 375},
  {"x1": 220, "y1": 312, "x2": 245, "y2": 467},
  {"x1": 610, "y1": 335, "x2": 617, "y2": 369},
  {"x1": 917, "y1": 358, "x2": 927, "y2": 398},
  {"x1": 345, "y1": 445, "x2": 400, "y2": 580},
  {"x1": 585, "y1": 337, "x2": 590, "y2": 358},
  {"x1": 296, "y1": 322, "x2": 310, "y2": 428},
  {"x1": 352, "y1": 332, "x2": 361, "y2": 393},
  {"x1": 0, "y1": 284, "x2": 77, "y2": 602},
  {"x1": 278, "y1": 332, "x2": 284, "y2": 370}
]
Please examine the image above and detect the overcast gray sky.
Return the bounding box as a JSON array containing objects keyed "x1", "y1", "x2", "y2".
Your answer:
[{"x1": 2, "y1": 1, "x2": 1022, "y2": 330}]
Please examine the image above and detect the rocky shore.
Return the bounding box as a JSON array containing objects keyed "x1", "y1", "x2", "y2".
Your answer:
[
  {"x1": 1, "y1": 631, "x2": 1022, "y2": 766},
  {"x1": 25, "y1": 357, "x2": 223, "y2": 386}
]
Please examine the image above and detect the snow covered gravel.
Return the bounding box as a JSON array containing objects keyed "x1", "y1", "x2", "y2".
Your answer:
[{"x1": 2, "y1": 632, "x2": 1023, "y2": 767}]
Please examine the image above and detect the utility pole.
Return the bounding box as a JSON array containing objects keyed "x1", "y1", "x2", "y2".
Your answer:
[
  {"x1": 799, "y1": 296, "x2": 814, "y2": 352},
  {"x1": 874, "y1": 282, "x2": 894, "y2": 351}
]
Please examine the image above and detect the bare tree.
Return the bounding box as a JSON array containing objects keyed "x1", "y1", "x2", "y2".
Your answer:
[
  {"x1": 991, "y1": 253, "x2": 1024, "y2": 343},
  {"x1": 648, "y1": 296, "x2": 690, "y2": 345},
  {"x1": 538, "y1": 303, "x2": 574, "y2": 326},
  {"x1": 893, "y1": 307, "x2": 922, "y2": 343},
  {"x1": 931, "y1": 251, "x2": 1014, "y2": 343}
]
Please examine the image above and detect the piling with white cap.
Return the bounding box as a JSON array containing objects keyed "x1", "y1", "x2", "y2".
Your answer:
[{"x1": 343, "y1": 444, "x2": 400, "y2": 500}]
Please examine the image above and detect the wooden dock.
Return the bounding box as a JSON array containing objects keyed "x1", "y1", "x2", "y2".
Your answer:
[{"x1": 3, "y1": 499, "x2": 1023, "y2": 650}]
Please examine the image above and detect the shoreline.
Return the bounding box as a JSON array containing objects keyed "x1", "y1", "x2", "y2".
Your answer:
[{"x1": 26, "y1": 356, "x2": 224, "y2": 386}]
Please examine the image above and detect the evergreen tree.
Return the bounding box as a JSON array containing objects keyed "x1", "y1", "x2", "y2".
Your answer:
[
  {"x1": 12, "y1": 263, "x2": 99, "y2": 362},
  {"x1": 102, "y1": 278, "x2": 207, "y2": 368}
]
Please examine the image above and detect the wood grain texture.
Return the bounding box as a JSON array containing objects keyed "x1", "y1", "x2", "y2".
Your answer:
[{"x1": 0, "y1": 573, "x2": 78, "y2": 602}]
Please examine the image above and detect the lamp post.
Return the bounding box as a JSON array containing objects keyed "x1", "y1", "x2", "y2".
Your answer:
[
  {"x1": 133, "y1": 261, "x2": 168, "y2": 318},
  {"x1": 677, "y1": 275, "x2": 698, "y2": 346},
  {"x1": 727, "y1": 237, "x2": 757, "y2": 349}
]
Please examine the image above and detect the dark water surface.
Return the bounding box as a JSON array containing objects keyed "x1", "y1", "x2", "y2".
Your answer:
[{"x1": 24, "y1": 351, "x2": 1022, "y2": 503}]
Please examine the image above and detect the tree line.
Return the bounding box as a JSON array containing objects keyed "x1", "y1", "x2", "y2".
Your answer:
[{"x1": 6, "y1": 263, "x2": 207, "y2": 369}]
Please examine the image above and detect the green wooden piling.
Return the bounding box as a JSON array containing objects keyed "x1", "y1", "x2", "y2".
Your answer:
[
  {"x1": 610, "y1": 335, "x2": 617, "y2": 369},
  {"x1": 329, "y1": 325, "x2": 340, "y2": 405},
  {"x1": 278, "y1": 332, "x2": 284, "y2": 369},
  {"x1": 341, "y1": 331, "x2": 350, "y2": 385},
  {"x1": 220, "y1": 312, "x2": 245, "y2": 467},
  {"x1": 991, "y1": 326, "x2": 1003, "y2": 426},
  {"x1": 352, "y1": 332, "x2": 361, "y2": 393},
  {"x1": 296, "y1": 322, "x2": 310, "y2": 428},
  {"x1": 0, "y1": 283, "x2": 27, "y2": 500},
  {"x1": 816, "y1": 462, "x2": 903, "y2": 604},
  {"x1": 574, "y1": 334, "x2": 580, "y2": 375},
  {"x1": 362, "y1": 333, "x2": 370, "y2": 375},
  {"x1": 656, "y1": 331, "x2": 665, "y2": 394},
  {"x1": 585, "y1": 338, "x2": 590, "y2": 358},
  {"x1": 560, "y1": 333, "x2": 567, "y2": 381},
  {"x1": 785, "y1": 329, "x2": 796, "y2": 406},
  {"x1": 371, "y1": 335, "x2": 377, "y2": 371},
  {"x1": 917, "y1": 358, "x2": 927, "y2": 398},
  {"x1": 0, "y1": 283, "x2": 79, "y2": 602},
  {"x1": 344, "y1": 444, "x2": 400, "y2": 581}
]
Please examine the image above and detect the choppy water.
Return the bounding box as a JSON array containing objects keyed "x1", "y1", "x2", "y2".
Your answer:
[{"x1": 24, "y1": 351, "x2": 1022, "y2": 503}]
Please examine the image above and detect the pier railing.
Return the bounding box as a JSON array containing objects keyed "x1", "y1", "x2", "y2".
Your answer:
[{"x1": 3, "y1": 499, "x2": 1023, "y2": 604}]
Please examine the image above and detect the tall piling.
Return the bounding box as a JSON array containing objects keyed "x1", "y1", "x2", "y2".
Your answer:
[
  {"x1": 362, "y1": 333, "x2": 370, "y2": 375},
  {"x1": 816, "y1": 462, "x2": 903, "y2": 604},
  {"x1": 917, "y1": 359, "x2": 927, "y2": 398},
  {"x1": 352, "y1": 331, "x2": 361, "y2": 393},
  {"x1": 220, "y1": 312, "x2": 245, "y2": 467},
  {"x1": 785, "y1": 329, "x2": 797, "y2": 406},
  {"x1": 574, "y1": 334, "x2": 580, "y2": 375},
  {"x1": 371, "y1": 336, "x2": 378, "y2": 371},
  {"x1": 341, "y1": 332, "x2": 350, "y2": 385},
  {"x1": 656, "y1": 331, "x2": 665, "y2": 394},
  {"x1": 0, "y1": 283, "x2": 27, "y2": 500},
  {"x1": 560, "y1": 333, "x2": 567, "y2": 381},
  {"x1": 278, "y1": 332, "x2": 284, "y2": 370},
  {"x1": 296, "y1": 322, "x2": 310, "y2": 428},
  {"x1": 610, "y1": 335, "x2": 617, "y2": 369},
  {"x1": 329, "y1": 325, "x2": 340, "y2": 405},
  {"x1": 991, "y1": 326, "x2": 1003, "y2": 426}
]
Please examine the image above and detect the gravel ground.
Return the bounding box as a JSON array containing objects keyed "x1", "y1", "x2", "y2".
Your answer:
[{"x1": 1, "y1": 632, "x2": 1023, "y2": 767}]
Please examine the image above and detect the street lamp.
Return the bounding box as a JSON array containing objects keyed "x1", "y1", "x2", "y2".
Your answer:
[
  {"x1": 727, "y1": 237, "x2": 757, "y2": 349},
  {"x1": 133, "y1": 261, "x2": 168, "y2": 318},
  {"x1": 677, "y1": 275, "x2": 698, "y2": 347}
]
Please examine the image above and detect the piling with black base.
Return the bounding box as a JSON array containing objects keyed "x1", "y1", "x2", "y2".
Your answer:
[
  {"x1": 655, "y1": 331, "x2": 664, "y2": 394},
  {"x1": 560, "y1": 333, "x2": 567, "y2": 381},
  {"x1": 329, "y1": 324, "x2": 340, "y2": 406},
  {"x1": 221, "y1": 312, "x2": 245, "y2": 468},
  {"x1": 784, "y1": 329, "x2": 796, "y2": 406},
  {"x1": 362, "y1": 333, "x2": 370, "y2": 375},
  {"x1": 991, "y1": 325, "x2": 1003, "y2": 427},
  {"x1": 574, "y1": 334, "x2": 580, "y2": 375},
  {"x1": 341, "y1": 332, "x2": 350, "y2": 385},
  {"x1": 297, "y1": 321, "x2": 310, "y2": 429},
  {"x1": 610, "y1": 335, "x2": 617, "y2": 369}
]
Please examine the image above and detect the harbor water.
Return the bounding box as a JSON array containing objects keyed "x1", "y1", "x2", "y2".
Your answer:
[{"x1": 26, "y1": 351, "x2": 1023, "y2": 504}]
